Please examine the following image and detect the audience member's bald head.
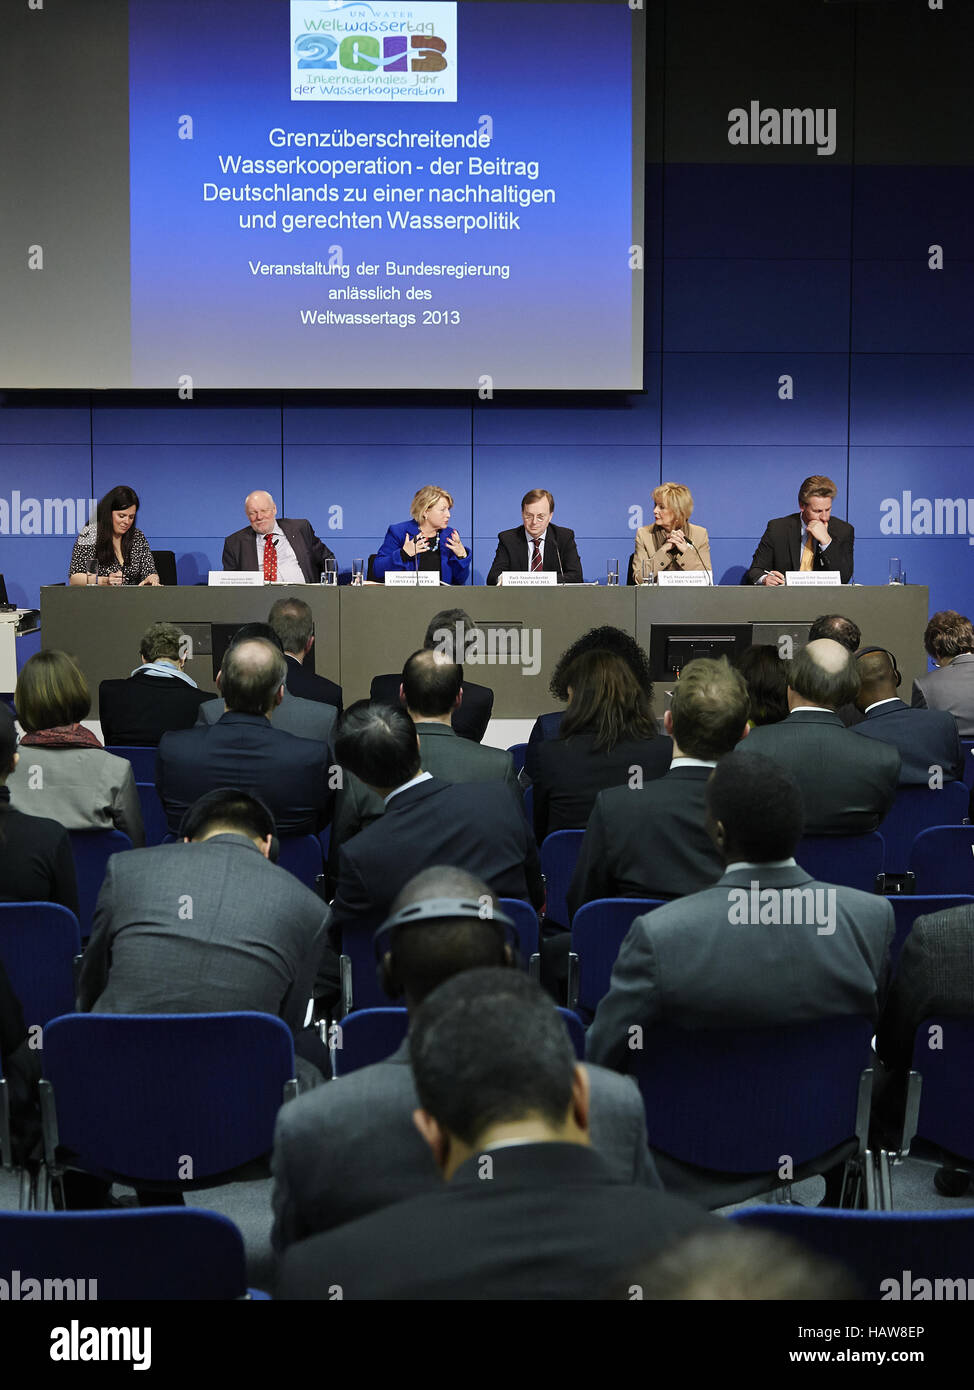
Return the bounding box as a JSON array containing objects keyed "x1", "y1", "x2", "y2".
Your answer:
[
  {"x1": 854, "y1": 647, "x2": 901, "y2": 711},
  {"x1": 219, "y1": 638, "x2": 288, "y2": 716},
  {"x1": 788, "y1": 638, "x2": 860, "y2": 712},
  {"x1": 402, "y1": 648, "x2": 462, "y2": 719}
]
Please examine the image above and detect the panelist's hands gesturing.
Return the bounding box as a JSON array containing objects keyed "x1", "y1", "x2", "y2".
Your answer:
[
  {"x1": 401, "y1": 532, "x2": 431, "y2": 558},
  {"x1": 443, "y1": 529, "x2": 467, "y2": 559}
]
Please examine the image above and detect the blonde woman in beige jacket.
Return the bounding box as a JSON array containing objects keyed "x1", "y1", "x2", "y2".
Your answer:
[{"x1": 632, "y1": 482, "x2": 712, "y2": 582}]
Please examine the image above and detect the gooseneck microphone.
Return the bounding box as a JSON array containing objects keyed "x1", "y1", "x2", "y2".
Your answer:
[{"x1": 682, "y1": 537, "x2": 712, "y2": 585}]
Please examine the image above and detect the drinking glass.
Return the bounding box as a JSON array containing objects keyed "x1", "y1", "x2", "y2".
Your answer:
[
  {"x1": 351, "y1": 558, "x2": 365, "y2": 586},
  {"x1": 606, "y1": 558, "x2": 619, "y2": 586},
  {"x1": 320, "y1": 558, "x2": 338, "y2": 586}
]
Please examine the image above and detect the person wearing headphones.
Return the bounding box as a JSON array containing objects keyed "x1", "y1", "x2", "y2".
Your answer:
[
  {"x1": 851, "y1": 646, "x2": 965, "y2": 785},
  {"x1": 77, "y1": 788, "x2": 335, "y2": 1080},
  {"x1": 271, "y1": 865, "x2": 662, "y2": 1254}
]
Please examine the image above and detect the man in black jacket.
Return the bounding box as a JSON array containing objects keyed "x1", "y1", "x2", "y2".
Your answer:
[
  {"x1": 743, "y1": 475, "x2": 854, "y2": 586},
  {"x1": 267, "y1": 597, "x2": 343, "y2": 713},
  {"x1": 278, "y1": 968, "x2": 715, "y2": 1300},
  {"x1": 486, "y1": 488, "x2": 584, "y2": 585}
]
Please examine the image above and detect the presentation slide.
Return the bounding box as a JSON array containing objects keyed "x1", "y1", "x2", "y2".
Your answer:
[{"x1": 0, "y1": 0, "x2": 643, "y2": 391}]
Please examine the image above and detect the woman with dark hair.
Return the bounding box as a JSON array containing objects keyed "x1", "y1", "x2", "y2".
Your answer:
[
  {"x1": 68, "y1": 485, "x2": 159, "y2": 586},
  {"x1": 524, "y1": 625, "x2": 655, "y2": 784},
  {"x1": 735, "y1": 644, "x2": 790, "y2": 728},
  {"x1": 532, "y1": 648, "x2": 672, "y2": 841},
  {"x1": 7, "y1": 651, "x2": 144, "y2": 845}
]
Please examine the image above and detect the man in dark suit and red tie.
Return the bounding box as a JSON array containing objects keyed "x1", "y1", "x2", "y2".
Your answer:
[
  {"x1": 486, "y1": 489, "x2": 584, "y2": 585},
  {"x1": 222, "y1": 490, "x2": 336, "y2": 583},
  {"x1": 743, "y1": 475, "x2": 854, "y2": 586}
]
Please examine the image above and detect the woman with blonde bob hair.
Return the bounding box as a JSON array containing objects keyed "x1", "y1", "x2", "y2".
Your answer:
[
  {"x1": 8, "y1": 650, "x2": 144, "y2": 844},
  {"x1": 632, "y1": 482, "x2": 712, "y2": 581},
  {"x1": 373, "y1": 484, "x2": 471, "y2": 585}
]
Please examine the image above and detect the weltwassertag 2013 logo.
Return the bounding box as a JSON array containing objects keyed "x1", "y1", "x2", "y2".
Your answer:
[{"x1": 291, "y1": 1, "x2": 457, "y2": 102}]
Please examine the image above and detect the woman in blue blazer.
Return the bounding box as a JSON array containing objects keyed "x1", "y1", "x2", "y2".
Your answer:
[{"x1": 373, "y1": 485, "x2": 471, "y2": 585}]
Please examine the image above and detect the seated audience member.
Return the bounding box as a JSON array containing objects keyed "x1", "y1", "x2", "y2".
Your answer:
[
  {"x1": 267, "y1": 597, "x2": 342, "y2": 713},
  {"x1": 0, "y1": 706, "x2": 79, "y2": 914},
  {"x1": 277, "y1": 968, "x2": 715, "y2": 1300},
  {"x1": 632, "y1": 482, "x2": 712, "y2": 581},
  {"x1": 632, "y1": 1228, "x2": 860, "y2": 1301},
  {"x1": 485, "y1": 488, "x2": 584, "y2": 585},
  {"x1": 98, "y1": 621, "x2": 214, "y2": 746},
  {"x1": 852, "y1": 647, "x2": 964, "y2": 785},
  {"x1": 0, "y1": 955, "x2": 42, "y2": 1161},
  {"x1": 78, "y1": 789, "x2": 333, "y2": 1080},
  {"x1": 586, "y1": 753, "x2": 892, "y2": 1202},
  {"x1": 736, "y1": 639, "x2": 899, "y2": 834},
  {"x1": 157, "y1": 637, "x2": 332, "y2": 836},
  {"x1": 402, "y1": 651, "x2": 519, "y2": 798},
  {"x1": 568, "y1": 657, "x2": 748, "y2": 916},
  {"x1": 875, "y1": 901, "x2": 974, "y2": 1166},
  {"x1": 370, "y1": 607, "x2": 494, "y2": 743},
  {"x1": 533, "y1": 649, "x2": 671, "y2": 842},
  {"x1": 734, "y1": 644, "x2": 789, "y2": 727},
  {"x1": 329, "y1": 703, "x2": 543, "y2": 950},
  {"x1": 372, "y1": 485, "x2": 471, "y2": 586},
  {"x1": 743, "y1": 474, "x2": 854, "y2": 586},
  {"x1": 807, "y1": 613, "x2": 863, "y2": 726},
  {"x1": 222, "y1": 490, "x2": 335, "y2": 582},
  {"x1": 912, "y1": 610, "x2": 974, "y2": 736},
  {"x1": 197, "y1": 623, "x2": 336, "y2": 744},
  {"x1": 525, "y1": 625, "x2": 656, "y2": 784},
  {"x1": 271, "y1": 866, "x2": 661, "y2": 1254},
  {"x1": 8, "y1": 651, "x2": 144, "y2": 846}
]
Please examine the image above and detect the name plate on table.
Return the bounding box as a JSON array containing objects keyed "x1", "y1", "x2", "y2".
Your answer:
[
  {"x1": 501, "y1": 571, "x2": 557, "y2": 586},
  {"x1": 656, "y1": 571, "x2": 714, "y2": 587},
  {"x1": 785, "y1": 571, "x2": 841, "y2": 586},
  {"x1": 208, "y1": 571, "x2": 263, "y2": 587},
  {"x1": 384, "y1": 572, "x2": 441, "y2": 587}
]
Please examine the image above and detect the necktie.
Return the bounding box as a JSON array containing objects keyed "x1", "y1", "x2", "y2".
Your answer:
[
  {"x1": 263, "y1": 534, "x2": 278, "y2": 582},
  {"x1": 800, "y1": 532, "x2": 815, "y2": 572},
  {"x1": 531, "y1": 538, "x2": 543, "y2": 572}
]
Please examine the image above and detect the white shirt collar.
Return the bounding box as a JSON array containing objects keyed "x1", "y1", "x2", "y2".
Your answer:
[
  {"x1": 726, "y1": 858, "x2": 798, "y2": 872},
  {"x1": 670, "y1": 757, "x2": 717, "y2": 770},
  {"x1": 865, "y1": 698, "x2": 901, "y2": 714},
  {"x1": 384, "y1": 770, "x2": 433, "y2": 806}
]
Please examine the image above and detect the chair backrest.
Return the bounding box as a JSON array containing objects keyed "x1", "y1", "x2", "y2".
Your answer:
[
  {"x1": 0, "y1": 903, "x2": 81, "y2": 1029},
  {"x1": 569, "y1": 898, "x2": 665, "y2": 1016},
  {"x1": 150, "y1": 550, "x2": 178, "y2": 586},
  {"x1": 540, "y1": 829, "x2": 585, "y2": 928},
  {"x1": 557, "y1": 1008, "x2": 586, "y2": 1060},
  {"x1": 135, "y1": 782, "x2": 169, "y2": 848},
  {"x1": 506, "y1": 743, "x2": 528, "y2": 775},
  {"x1": 887, "y1": 895, "x2": 974, "y2": 973},
  {"x1": 631, "y1": 1016, "x2": 873, "y2": 1172},
  {"x1": 40, "y1": 1012, "x2": 295, "y2": 1185},
  {"x1": 961, "y1": 740, "x2": 974, "y2": 792},
  {"x1": 795, "y1": 832, "x2": 884, "y2": 892},
  {"x1": 908, "y1": 827, "x2": 974, "y2": 895},
  {"x1": 522, "y1": 784, "x2": 533, "y2": 828},
  {"x1": 498, "y1": 898, "x2": 540, "y2": 965},
  {"x1": 877, "y1": 782, "x2": 969, "y2": 874},
  {"x1": 366, "y1": 554, "x2": 377, "y2": 583},
  {"x1": 276, "y1": 834, "x2": 324, "y2": 890},
  {"x1": 907, "y1": 1016, "x2": 974, "y2": 1162},
  {"x1": 339, "y1": 924, "x2": 390, "y2": 1014},
  {"x1": 332, "y1": 1007, "x2": 408, "y2": 1077},
  {"x1": 730, "y1": 1205, "x2": 974, "y2": 1301},
  {"x1": 67, "y1": 830, "x2": 134, "y2": 940},
  {"x1": 0, "y1": 1208, "x2": 251, "y2": 1299},
  {"x1": 105, "y1": 746, "x2": 157, "y2": 781}
]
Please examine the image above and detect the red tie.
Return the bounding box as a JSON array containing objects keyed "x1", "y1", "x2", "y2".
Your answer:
[
  {"x1": 263, "y1": 534, "x2": 278, "y2": 582},
  {"x1": 531, "y1": 538, "x2": 543, "y2": 573}
]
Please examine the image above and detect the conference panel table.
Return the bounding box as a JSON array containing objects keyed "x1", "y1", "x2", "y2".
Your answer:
[{"x1": 40, "y1": 583, "x2": 929, "y2": 720}]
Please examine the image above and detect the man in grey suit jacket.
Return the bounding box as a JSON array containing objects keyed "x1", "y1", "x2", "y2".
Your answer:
[
  {"x1": 79, "y1": 790, "x2": 331, "y2": 1045},
  {"x1": 271, "y1": 867, "x2": 659, "y2": 1254},
  {"x1": 852, "y1": 647, "x2": 964, "y2": 784},
  {"x1": 403, "y1": 650, "x2": 520, "y2": 799},
  {"x1": 911, "y1": 610, "x2": 974, "y2": 738},
  {"x1": 737, "y1": 639, "x2": 900, "y2": 833},
  {"x1": 195, "y1": 621, "x2": 336, "y2": 744},
  {"x1": 587, "y1": 754, "x2": 892, "y2": 1202}
]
